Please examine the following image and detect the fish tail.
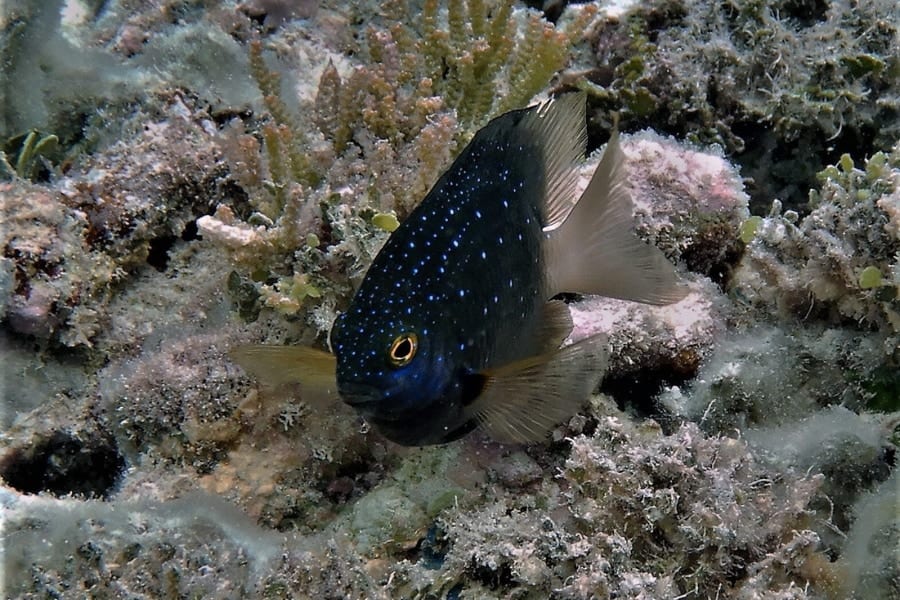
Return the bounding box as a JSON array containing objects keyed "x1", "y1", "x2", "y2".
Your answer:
[{"x1": 544, "y1": 131, "x2": 688, "y2": 305}]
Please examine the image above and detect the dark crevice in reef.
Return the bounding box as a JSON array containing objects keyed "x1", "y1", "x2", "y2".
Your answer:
[
  {"x1": 181, "y1": 218, "x2": 199, "y2": 241},
  {"x1": 680, "y1": 225, "x2": 746, "y2": 289},
  {"x1": 317, "y1": 454, "x2": 387, "y2": 504},
  {"x1": 0, "y1": 429, "x2": 126, "y2": 499},
  {"x1": 145, "y1": 218, "x2": 201, "y2": 271},
  {"x1": 601, "y1": 351, "x2": 701, "y2": 434},
  {"x1": 523, "y1": 0, "x2": 567, "y2": 23},
  {"x1": 467, "y1": 557, "x2": 515, "y2": 591},
  {"x1": 146, "y1": 234, "x2": 178, "y2": 272},
  {"x1": 781, "y1": 0, "x2": 830, "y2": 27},
  {"x1": 406, "y1": 524, "x2": 450, "y2": 570}
]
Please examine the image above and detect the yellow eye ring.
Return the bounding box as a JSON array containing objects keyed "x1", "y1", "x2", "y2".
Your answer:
[{"x1": 388, "y1": 333, "x2": 418, "y2": 367}]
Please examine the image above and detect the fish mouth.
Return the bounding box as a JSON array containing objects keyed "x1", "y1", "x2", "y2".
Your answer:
[
  {"x1": 337, "y1": 381, "x2": 383, "y2": 407},
  {"x1": 338, "y1": 383, "x2": 411, "y2": 422}
]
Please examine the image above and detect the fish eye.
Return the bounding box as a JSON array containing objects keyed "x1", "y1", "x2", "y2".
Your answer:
[{"x1": 388, "y1": 333, "x2": 418, "y2": 367}]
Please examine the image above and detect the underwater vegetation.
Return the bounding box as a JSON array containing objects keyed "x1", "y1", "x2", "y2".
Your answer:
[
  {"x1": 736, "y1": 146, "x2": 900, "y2": 340},
  {"x1": 0, "y1": 0, "x2": 898, "y2": 598},
  {"x1": 576, "y1": 0, "x2": 899, "y2": 213},
  {"x1": 201, "y1": 0, "x2": 597, "y2": 333}
]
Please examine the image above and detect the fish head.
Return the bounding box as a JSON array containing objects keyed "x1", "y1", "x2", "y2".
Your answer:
[{"x1": 331, "y1": 311, "x2": 459, "y2": 425}]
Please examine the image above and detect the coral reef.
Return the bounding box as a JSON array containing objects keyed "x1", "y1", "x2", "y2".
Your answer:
[
  {"x1": 837, "y1": 469, "x2": 900, "y2": 598},
  {"x1": 564, "y1": 131, "x2": 747, "y2": 427},
  {"x1": 199, "y1": 0, "x2": 600, "y2": 335},
  {"x1": 734, "y1": 144, "x2": 900, "y2": 342},
  {"x1": 621, "y1": 131, "x2": 750, "y2": 284},
  {"x1": 429, "y1": 417, "x2": 833, "y2": 599},
  {"x1": 3, "y1": 409, "x2": 875, "y2": 598},
  {"x1": 1, "y1": 0, "x2": 132, "y2": 149},
  {"x1": 1, "y1": 1, "x2": 898, "y2": 599},
  {"x1": 1, "y1": 97, "x2": 231, "y2": 348},
  {"x1": 574, "y1": 0, "x2": 899, "y2": 212}
]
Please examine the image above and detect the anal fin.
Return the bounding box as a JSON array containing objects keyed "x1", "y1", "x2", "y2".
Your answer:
[
  {"x1": 535, "y1": 299, "x2": 575, "y2": 353},
  {"x1": 465, "y1": 334, "x2": 608, "y2": 444}
]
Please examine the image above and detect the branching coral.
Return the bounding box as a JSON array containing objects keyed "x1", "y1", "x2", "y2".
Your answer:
[
  {"x1": 306, "y1": 0, "x2": 596, "y2": 151},
  {"x1": 200, "y1": 0, "x2": 599, "y2": 334}
]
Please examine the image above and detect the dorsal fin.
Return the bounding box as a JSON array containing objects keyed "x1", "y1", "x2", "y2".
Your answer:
[{"x1": 518, "y1": 93, "x2": 588, "y2": 228}]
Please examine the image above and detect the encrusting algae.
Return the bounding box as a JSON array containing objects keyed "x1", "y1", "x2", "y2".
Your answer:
[{"x1": 233, "y1": 93, "x2": 687, "y2": 446}]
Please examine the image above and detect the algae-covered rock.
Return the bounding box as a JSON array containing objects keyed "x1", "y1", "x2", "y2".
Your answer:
[{"x1": 579, "y1": 0, "x2": 899, "y2": 213}]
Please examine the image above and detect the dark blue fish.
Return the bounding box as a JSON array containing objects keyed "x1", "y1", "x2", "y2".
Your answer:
[{"x1": 232, "y1": 93, "x2": 686, "y2": 446}]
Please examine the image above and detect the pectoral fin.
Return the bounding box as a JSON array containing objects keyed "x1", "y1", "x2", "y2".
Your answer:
[
  {"x1": 465, "y1": 334, "x2": 608, "y2": 443},
  {"x1": 230, "y1": 344, "x2": 337, "y2": 398}
]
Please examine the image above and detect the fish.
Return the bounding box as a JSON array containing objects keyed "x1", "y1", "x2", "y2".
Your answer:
[{"x1": 231, "y1": 92, "x2": 687, "y2": 446}]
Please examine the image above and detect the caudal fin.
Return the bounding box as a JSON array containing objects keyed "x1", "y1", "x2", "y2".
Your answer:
[{"x1": 544, "y1": 132, "x2": 688, "y2": 305}]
